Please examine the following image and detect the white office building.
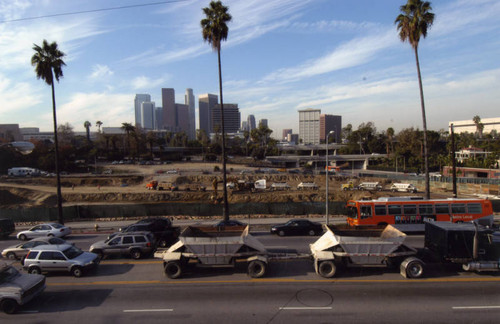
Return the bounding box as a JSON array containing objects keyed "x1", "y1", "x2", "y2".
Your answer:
[
  {"x1": 141, "y1": 102, "x2": 155, "y2": 130},
  {"x1": 134, "y1": 94, "x2": 151, "y2": 128},
  {"x1": 299, "y1": 108, "x2": 321, "y2": 145},
  {"x1": 185, "y1": 88, "x2": 196, "y2": 140}
]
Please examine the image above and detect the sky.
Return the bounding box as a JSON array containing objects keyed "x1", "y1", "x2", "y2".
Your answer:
[{"x1": 0, "y1": 0, "x2": 499, "y2": 138}]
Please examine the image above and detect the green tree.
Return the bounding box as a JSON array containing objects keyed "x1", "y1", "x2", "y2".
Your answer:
[
  {"x1": 201, "y1": 0, "x2": 232, "y2": 221},
  {"x1": 395, "y1": 0, "x2": 435, "y2": 199},
  {"x1": 121, "y1": 122, "x2": 135, "y2": 157},
  {"x1": 96, "y1": 120, "x2": 103, "y2": 133},
  {"x1": 31, "y1": 39, "x2": 66, "y2": 224},
  {"x1": 146, "y1": 131, "x2": 157, "y2": 158},
  {"x1": 473, "y1": 115, "x2": 484, "y2": 138}
]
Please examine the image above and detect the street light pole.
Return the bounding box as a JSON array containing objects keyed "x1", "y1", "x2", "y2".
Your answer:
[{"x1": 325, "y1": 130, "x2": 335, "y2": 226}]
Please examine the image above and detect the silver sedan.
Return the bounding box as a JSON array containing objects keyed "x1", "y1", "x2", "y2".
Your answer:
[
  {"x1": 16, "y1": 223, "x2": 72, "y2": 241},
  {"x1": 2, "y1": 236, "x2": 70, "y2": 260}
]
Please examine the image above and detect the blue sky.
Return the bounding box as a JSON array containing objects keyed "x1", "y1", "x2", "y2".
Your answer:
[{"x1": 1, "y1": 0, "x2": 499, "y2": 138}]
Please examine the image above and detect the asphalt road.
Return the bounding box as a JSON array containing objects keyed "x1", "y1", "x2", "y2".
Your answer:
[{"x1": 1, "y1": 230, "x2": 499, "y2": 322}]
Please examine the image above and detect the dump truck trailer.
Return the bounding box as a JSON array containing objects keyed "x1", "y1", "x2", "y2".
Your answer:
[
  {"x1": 154, "y1": 225, "x2": 309, "y2": 279},
  {"x1": 310, "y1": 225, "x2": 424, "y2": 279},
  {"x1": 424, "y1": 221, "x2": 500, "y2": 272}
]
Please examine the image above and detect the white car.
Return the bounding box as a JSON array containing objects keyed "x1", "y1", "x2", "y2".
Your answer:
[{"x1": 17, "y1": 223, "x2": 71, "y2": 241}]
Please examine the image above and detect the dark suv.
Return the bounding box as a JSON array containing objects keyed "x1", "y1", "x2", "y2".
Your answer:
[
  {"x1": 90, "y1": 232, "x2": 155, "y2": 259},
  {"x1": 116, "y1": 218, "x2": 179, "y2": 248}
]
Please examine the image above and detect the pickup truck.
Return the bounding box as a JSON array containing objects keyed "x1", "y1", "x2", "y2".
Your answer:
[{"x1": 0, "y1": 262, "x2": 46, "y2": 314}]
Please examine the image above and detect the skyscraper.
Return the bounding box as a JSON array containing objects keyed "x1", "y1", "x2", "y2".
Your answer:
[
  {"x1": 320, "y1": 114, "x2": 342, "y2": 143},
  {"x1": 282, "y1": 129, "x2": 292, "y2": 140},
  {"x1": 185, "y1": 88, "x2": 196, "y2": 140},
  {"x1": 213, "y1": 104, "x2": 241, "y2": 134},
  {"x1": 141, "y1": 102, "x2": 155, "y2": 130},
  {"x1": 299, "y1": 108, "x2": 321, "y2": 145},
  {"x1": 134, "y1": 94, "x2": 151, "y2": 128},
  {"x1": 162, "y1": 88, "x2": 176, "y2": 131},
  {"x1": 199, "y1": 93, "x2": 218, "y2": 135},
  {"x1": 247, "y1": 115, "x2": 256, "y2": 131},
  {"x1": 259, "y1": 119, "x2": 268, "y2": 128},
  {"x1": 176, "y1": 103, "x2": 190, "y2": 135}
]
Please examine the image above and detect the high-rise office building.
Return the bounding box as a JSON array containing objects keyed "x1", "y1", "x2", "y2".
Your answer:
[
  {"x1": 141, "y1": 102, "x2": 155, "y2": 130},
  {"x1": 162, "y1": 88, "x2": 176, "y2": 131},
  {"x1": 134, "y1": 94, "x2": 151, "y2": 128},
  {"x1": 212, "y1": 104, "x2": 240, "y2": 133},
  {"x1": 299, "y1": 108, "x2": 321, "y2": 145},
  {"x1": 259, "y1": 119, "x2": 268, "y2": 128},
  {"x1": 241, "y1": 121, "x2": 248, "y2": 131},
  {"x1": 320, "y1": 114, "x2": 342, "y2": 143},
  {"x1": 185, "y1": 88, "x2": 196, "y2": 140},
  {"x1": 176, "y1": 104, "x2": 190, "y2": 135},
  {"x1": 247, "y1": 115, "x2": 256, "y2": 131},
  {"x1": 282, "y1": 129, "x2": 292, "y2": 141},
  {"x1": 199, "y1": 93, "x2": 218, "y2": 135},
  {"x1": 155, "y1": 107, "x2": 162, "y2": 130}
]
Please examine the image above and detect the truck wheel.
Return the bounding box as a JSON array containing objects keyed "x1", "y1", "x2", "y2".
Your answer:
[
  {"x1": 318, "y1": 261, "x2": 337, "y2": 278},
  {"x1": 403, "y1": 258, "x2": 424, "y2": 279},
  {"x1": 164, "y1": 261, "x2": 182, "y2": 279},
  {"x1": 248, "y1": 260, "x2": 267, "y2": 278},
  {"x1": 71, "y1": 266, "x2": 83, "y2": 278},
  {"x1": 130, "y1": 249, "x2": 142, "y2": 260},
  {"x1": 1, "y1": 298, "x2": 18, "y2": 314}
]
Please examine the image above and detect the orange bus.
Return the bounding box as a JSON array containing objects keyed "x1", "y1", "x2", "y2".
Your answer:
[{"x1": 346, "y1": 197, "x2": 494, "y2": 230}]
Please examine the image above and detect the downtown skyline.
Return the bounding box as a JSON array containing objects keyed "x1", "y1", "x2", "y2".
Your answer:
[{"x1": 0, "y1": 0, "x2": 499, "y2": 138}]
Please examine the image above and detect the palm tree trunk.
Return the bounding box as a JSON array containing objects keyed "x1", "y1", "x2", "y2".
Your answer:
[
  {"x1": 218, "y1": 47, "x2": 229, "y2": 221},
  {"x1": 51, "y1": 82, "x2": 64, "y2": 224},
  {"x1": 414, "y1": 46, "x2": 430, "y2": 199}
]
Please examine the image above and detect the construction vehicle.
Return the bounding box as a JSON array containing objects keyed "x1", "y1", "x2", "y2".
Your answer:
[
  {"x1": 157, "y1": 181, "x2": 178, "y2": 191},
  {"x1": 358, "y1": 182, "x2": 383, "y2": 191},
  {"x1": 424, "y1": 221, "x2": 500, "y2": 272},
  {"x1": 155, "y1": 226, "x2": 309, "y2": 279},
  {"x1": 270, "y1": 182, "x2": 291, "y2": 191},
  {"x1": 341, "y1": 181, "x2": 356, "y2": 191},
  {"x1": 310, "y1": 225, "x2": 424, "y2": 279},
  {"x1": 146, "y1": 180, "x2": 158, "y2": 190},
  {"x1": 297, "y1": 182, "x2": 319, "y2": 190}
]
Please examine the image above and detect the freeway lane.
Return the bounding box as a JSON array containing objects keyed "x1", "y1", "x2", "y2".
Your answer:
[{"x1": 2, "y1": 279, "x2": 500, "y2": 323}]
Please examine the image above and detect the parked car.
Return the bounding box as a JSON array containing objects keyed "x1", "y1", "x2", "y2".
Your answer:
[
  {"x1": 0, "y1": 262, "x2": 46, "y2": 314},
  {"x1": 213, "y1": 220, "x2": 246, "y2": 228},
  {"x1": 2, "y1": 237, "x2": 71, "y2": 260},
  {"x1": 17, "y1": 223, "x2": 71, "y2": 241},
  {"x1": 0, "y1": 218, "x2": 15, "y2": 239},
  {"x1": 90, "y1": 232, "x2": 155, "y2": 259},
  {"x1": 23, "y1": 244, "x2": 99, "y2": 277},
  {"x1": 270, "y1": 219, "x2": 323, "y2": 236}
]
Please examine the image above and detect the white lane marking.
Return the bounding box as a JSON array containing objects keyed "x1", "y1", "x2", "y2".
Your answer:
[
  {"x1": 123, "y1": 309, "x2": 173, "y2": 313},
  {"x1": 452, "y1": 306, "x2": 500, "y2": 310},
  {"x1": 279, "y1": 307, "x2": 332, "y2": 310}
]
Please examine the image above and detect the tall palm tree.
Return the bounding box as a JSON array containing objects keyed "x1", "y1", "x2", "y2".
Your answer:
[
  {"x1": 84, "y1": 121, "x2": 92, "y2": 142},
  {"x1": 201, "y1": 0, "x2": 232, "y2": 221},
  {"x1": 96, "y1": 120, "x2": 103, "y2": 133},
  {"x1": 121, "y1": 122, "x2": 135, "y2": 157},
  {"x1": 31, "y1": 39, "x2": 66, "y2": 224},
  {"x1": 395, "y1": 0, "x2": 434, "y2": 199},
  {"x1": 472, "y1": 115, "x2": 484, "y2": 138}
]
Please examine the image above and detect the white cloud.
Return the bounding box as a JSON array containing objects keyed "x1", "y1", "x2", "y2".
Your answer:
[
  {"x1": 131, "y1": 75, "x2": 169, "y2": 90},
  {"x1": 89, "y1": 64, "x2": 113, "y2": 79}
]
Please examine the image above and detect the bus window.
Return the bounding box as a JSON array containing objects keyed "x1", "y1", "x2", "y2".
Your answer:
[
  {"x1": 451, "y1": 203, "x2": 466, "y2": 214},
  {"x1": 435, "y1": 204, "x2": 449, "y2": 214},
  {"x1": 374, "y1": 205, "x2": 386, "y2": 216},
  {"x1": 403, "y1": 205, "x2": 417, "y2": 215},
  {"x1": 360, "y1": 206, "x2": 372, "y2": 219},
  {"x1": 467, "y1": 203, "x2": 482, "y2": 214},
  {"x1": 388, "y1": 205, "x2": 401, "y2": 215},
  {"x1": 419, "y1": 204, "x2": 433, "y2": 215},
  {"x1": 347, "y1": 206, "x2": 358, "y2": 219}
]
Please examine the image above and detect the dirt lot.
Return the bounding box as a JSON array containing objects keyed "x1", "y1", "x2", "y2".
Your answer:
[{"x1": 0, "y1": 162, "x2": 436, "y2": 209}]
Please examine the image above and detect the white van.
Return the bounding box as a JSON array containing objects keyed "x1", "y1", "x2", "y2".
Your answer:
[
  {"x1": 390, "y1": 183, "x2": 417, "y2": 193},
  {"x1": 7, "y1": 167, "x2": 40, "y2": 177},
  {"x1": 357, "y1": 182, "x2": 383, "y2": 191}
]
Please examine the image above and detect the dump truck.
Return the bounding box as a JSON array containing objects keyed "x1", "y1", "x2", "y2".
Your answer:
[
  {"x1": 310, "y1": 225, "x2": 424, "y2": 279},
  {"x1": 424, "y1": 221, "x2": 500, "y2": 272},
  {"x1": 155, "y1": 225, "x2": 270, "y2": 279}
]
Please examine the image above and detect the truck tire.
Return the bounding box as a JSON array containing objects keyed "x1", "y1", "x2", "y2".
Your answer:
[
  {"x1": 1, "y1": 298, "x2": 18, "y2": 314},
  {"x1": 318, "y1": 261, "x2": 337, "y2": 278},
  {"x1": 165, "y1": 261, "x2": 182, "y2": 279},
  {"x1": 402, "y1": 257, "x2": 424, "y2": 279},
  {"x1": 248, "y1": 260, "x2": 267, "y2": 278}
]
